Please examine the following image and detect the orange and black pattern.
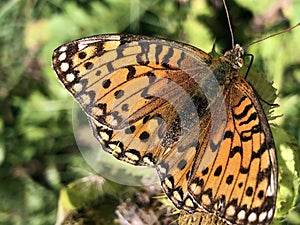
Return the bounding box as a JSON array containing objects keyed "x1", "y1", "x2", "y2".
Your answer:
[{"x1": 52, "y1": 34, "x2": 277, "y2": 225}]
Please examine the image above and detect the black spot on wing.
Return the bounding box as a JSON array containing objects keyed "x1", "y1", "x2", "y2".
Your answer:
[
  {"x1": 240, "y1": 166, "x2": 249, "y2": 174},
  {"x1": 214, "y1": 166, "x2": 222, "y2": 176},
  {"x1": 177, "y1": 159, "x2": 187, "y2": 170},
  {"x1": 226, "y1": 175, "x2": 234, "y2": 184},
  {"x1": 78, "y1": 52, "x2": 87, "y2": 59},
  {"x1": 246, "y1": 186, "x2": 253, "y2": 196},
  {"x1": 139, "y1": 131, "x2": 150, "y2": 142},
  {"x1": 126, "y1": 66, "x2": 136, "y2": 80},
  {"x1": 258, "y1": 190, "x2": 264, "y2": 199},
  {"x1": 224, "y1": 130, "x2": 234, "y2": 140},
  {"x1": 202, "y1": 167, "x2": 209, "y2": 175},
  {"x1": 84, "y1": 62, "x2": 94, "y2": 70},
  {"x1": 102, "y1": 79, "x2": 111, "y2": 89}
]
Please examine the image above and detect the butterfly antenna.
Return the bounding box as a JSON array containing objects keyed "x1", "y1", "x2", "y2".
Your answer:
[
  {"x1": 246, "y1": 22, "x2": 300, "y2": 47},
  {"x1": 223, "y1": 0, "x2": 235, "y2": 48}
]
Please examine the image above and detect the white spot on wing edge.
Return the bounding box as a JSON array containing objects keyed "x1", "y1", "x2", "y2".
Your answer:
[
  {"x1": 237, "y1": 210, "x2": 246, "y2": 220},
  {"x1": 65, "y1": 73, "x2": 75, "y2": 82},
  {"x1": 58, "y1": 46, "x2": 67, "y2": 52},
  {"x1": 58, "y1": 52, "x2": 67, "y2": 61},
  {"x1": 258, "y1": 211, "x2": 267, "y2": 222},
  {"x1": 267, "y1": 208, "x2": 274, "y2": 220},
  {"x1": 225, "y1": 205, "x2": 236, "y2": 217},
  {"x1": 248, "y1": 212, "x2": 257, "y2": 223},
  {"x1": 60, "y1": 63, "x2": 69, "y2": 72}
]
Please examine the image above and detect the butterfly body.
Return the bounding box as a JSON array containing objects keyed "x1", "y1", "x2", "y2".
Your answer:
[{"x1": 52, "y1": 34, "x2": 277, "y2": 225}]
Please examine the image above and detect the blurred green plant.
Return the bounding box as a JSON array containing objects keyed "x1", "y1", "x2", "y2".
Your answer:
[{"x1": 0, "y1": 0, "x2": 299, "y2": 224}]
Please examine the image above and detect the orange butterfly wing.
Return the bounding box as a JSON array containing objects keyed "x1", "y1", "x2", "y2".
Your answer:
[
  {"x1": 188, "y1": 75, "x2": 277, "y2": 224},
  {"x1": 52, "y1": 34, "x2": 220, "y2": 166},
  {"x1": 52, "y1": 35, "x2": 277, "y2": 225}
]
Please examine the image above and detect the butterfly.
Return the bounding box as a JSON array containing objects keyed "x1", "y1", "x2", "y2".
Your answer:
[{"x1": 52, "y1": 34, "x2": 277, "y2": 225}]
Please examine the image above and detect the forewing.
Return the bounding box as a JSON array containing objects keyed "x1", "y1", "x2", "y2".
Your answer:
[{"x1": 52, "y1": 34, "x2": 216, "y2": 166}]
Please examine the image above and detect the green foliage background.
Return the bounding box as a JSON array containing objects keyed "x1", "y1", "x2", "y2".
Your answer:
[{"x1": 0, "y1": 0, "x2": 299, "y2": 224}]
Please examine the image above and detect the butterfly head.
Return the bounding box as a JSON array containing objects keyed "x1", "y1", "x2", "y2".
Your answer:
[{"x1": 224, "y1": 44, "x2": 244, "y2": 69}]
